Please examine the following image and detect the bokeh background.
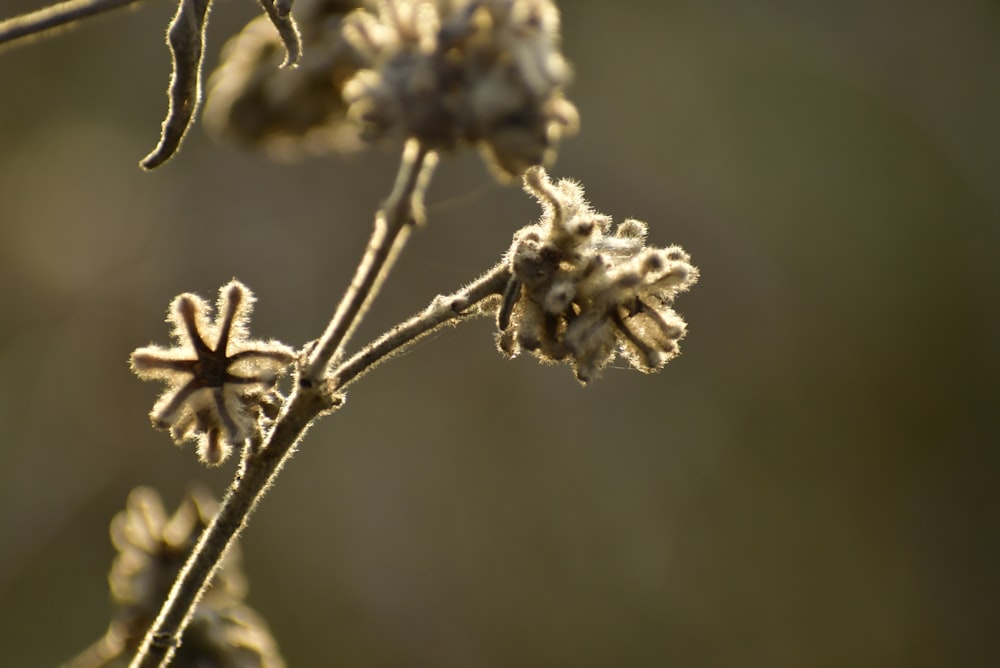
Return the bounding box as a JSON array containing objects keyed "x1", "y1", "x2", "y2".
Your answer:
[{"x1": 1, "y1": 0, "x2": 997, "y2": 666}]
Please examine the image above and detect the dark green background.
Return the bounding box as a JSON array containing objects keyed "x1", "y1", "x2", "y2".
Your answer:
[{"x1": 0, "y1": 1, "x2": 997, "y2": 666}]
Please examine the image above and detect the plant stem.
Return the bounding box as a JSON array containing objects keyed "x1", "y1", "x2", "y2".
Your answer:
[
  {"x1": 128, "y1": 264, "x2": 509, "y2": 667},
  {"x1": 302, "y1": 139, "x2": 438, "y2": 384},
  {"x1": 128, "y1": 142, "x2": 437, "y2": 668},
  {"x1": 0, "y1": 0, "x2": 147, "y2": 49},
  {"x1": 128, "y1": 381, "x2": 339, "y2": 668},
  {"x1": 331, "y1": 262, "x2": 509, "y2": 392}
]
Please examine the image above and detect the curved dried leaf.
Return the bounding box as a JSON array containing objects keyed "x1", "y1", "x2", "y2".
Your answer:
[{"x1": 141, "y1": 0, "x2": 212, "y2": 170}]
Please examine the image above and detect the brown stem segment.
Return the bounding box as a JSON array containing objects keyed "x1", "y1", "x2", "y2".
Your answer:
[
  {"x1": 0, "y1": 0, "x2": 145, "y2": 49},
  {"x1": 129, "y1": 261, "x2": 507, "y2": 667},
  {"x1": 331, "y1": 262, "x2": 510, "y2": 392}
]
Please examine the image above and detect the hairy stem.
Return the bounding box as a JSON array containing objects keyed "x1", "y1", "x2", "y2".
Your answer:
[
  {"x1": 302, "y1": 139, "x2": 438, "y2": 384},
  {"x1": 331, "y1": 262, "x2": 509, "y2": 392},
  {"x1": 0, "y1": 0, "x2": 146, "y2": 49},
  {"x1": 128, "y1": 381, "x2": 340, "y2": 668},
  {"x1": 129, "y1": 142, "x2": 437, "y2": 668}
]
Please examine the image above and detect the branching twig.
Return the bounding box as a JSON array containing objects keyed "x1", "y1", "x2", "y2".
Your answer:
[
  {"x1": 302, "y1": 139, "x2": 438, "y2": 384},
  {"x1": 331, "y1": 262, "x2": 509, "y2": 392},
  {"x1": 128, "y1": 141, "x2": 439, "y2": 668},
  {"x1": 0, "y1": 0, "x2": 146, "y2": 50},
  {"x1": 126, "y1": 260, "x2": 508, "y2": 668}
]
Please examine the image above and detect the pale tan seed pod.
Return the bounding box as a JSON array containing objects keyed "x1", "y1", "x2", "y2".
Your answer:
[
  {"x1": 130, "y1": 281, "x2": 295, "y2": 466},
  {"x1": 497, "y1": 167, "x2": 698, "y2": 384}
]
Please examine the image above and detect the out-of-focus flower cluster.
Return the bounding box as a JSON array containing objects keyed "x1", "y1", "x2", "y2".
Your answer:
[
  {"x1": 130, "y1": 280, "x2": 295, "y2": 466},
  {"x1": 342, "y1": 0, "x2": 578, "y2": 177},
  {"x1": 204, "y1": 0, "x2": 369, "y2": 159},
  {"x1": 102, "y1": 487, "x2": 285, "y2": 667},
  {"x1": 204, "y1": 0, "x2": 578, "y2": 178},
  {"x1": 497, "y1": 167, "x2": 699, "y2": 384}
]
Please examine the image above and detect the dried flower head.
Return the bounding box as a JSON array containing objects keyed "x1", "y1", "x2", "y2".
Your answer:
[
  {"x1": 130, "y1": 280, "x2": 296, "y2": 465},
  {"x1": 103, "y1": 486, "x2": 285, "y2": 667},
  {"x1": 497, "y1": 167, "x2": 699, "y2": 384},
  {"x1": 204, "y1": 0, "x2": 370, "y2": 158},
  {"x1": 341, "y1": 0, "x2": 579, "y2": 179}
]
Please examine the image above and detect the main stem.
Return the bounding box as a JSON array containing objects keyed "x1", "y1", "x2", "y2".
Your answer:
[
  {"x1": 129, "y1": 142, "x2": 435, "y2": 668},
  {"x1": 0, "y1": 0, "x2": 146, "y2": 49},
  {"x1": 129, "y1": 385, "x2": 334, "y2": 668}
]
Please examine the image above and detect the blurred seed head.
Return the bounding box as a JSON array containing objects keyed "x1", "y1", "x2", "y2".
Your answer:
[
  {"x1": 205, "y1": 0, "x2": 578, "y2": 177},
  {"x1": 106, "y1": 487, "x2": 285, "y2": 667},
  {"x1": 203, "y1": 0, "x2": 370, "y2": 159},
  {"x1": 342, "y1": 0, "x2": 579, "y2": 179},
  {"x1": 497, "y1": 167, "x2": 699, "y2": 384}
]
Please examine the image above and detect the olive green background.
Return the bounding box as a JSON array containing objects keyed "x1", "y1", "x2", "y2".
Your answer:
[{"x1": 0, "y1": 1, "x2": 997, "y2": 666}]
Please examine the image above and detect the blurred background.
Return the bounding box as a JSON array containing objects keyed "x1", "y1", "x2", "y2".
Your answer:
[{"x1": 1, "y1": 0, "x2": 997, "y2": 666}]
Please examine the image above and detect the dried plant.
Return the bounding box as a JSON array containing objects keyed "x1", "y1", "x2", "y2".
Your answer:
[
  {"x1": 130, "y1": 280, "x2": 296, "y2": 466},
  {"x1": 499, "y1": 168, "x2": 699, "y2": 383},
  {"x1": 64, "y1": 488, "x2": 285, "y2": 668},
  {"x1": 1, "y1": 1, "x2": 699, "y2": 667}
]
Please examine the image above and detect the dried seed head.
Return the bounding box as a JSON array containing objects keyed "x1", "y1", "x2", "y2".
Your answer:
[
  {"x1": 107, "y1": 487, "x2": 286, "y2": 667},
  {"x1": 496, "y1": 167, "x2": 699, "y2": 384},
  {"x1": 109, "y1": 487, "x2": 244, "y2": 616},
  {"x1": 203, "y1": 0, "x2": 370, "y2": 158},
  {"x1": 130, "y1": 280, "x2": 296, "y2": 466},
  {"x1": 341, "y1": 0, "x2": 579, "y2": 179}
]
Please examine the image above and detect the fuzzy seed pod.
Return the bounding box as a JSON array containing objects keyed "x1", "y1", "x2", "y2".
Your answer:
[{"x1": 496, "y1": 167, "x2": 699, "y2": 384}]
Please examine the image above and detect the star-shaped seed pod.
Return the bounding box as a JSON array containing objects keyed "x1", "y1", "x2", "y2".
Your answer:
[
  {"x1": 130, "y1": 280, "x2": 296, "y2": 465},
  {"x1": 497, "y1": 167, "x2": 699, "y2": 384}
]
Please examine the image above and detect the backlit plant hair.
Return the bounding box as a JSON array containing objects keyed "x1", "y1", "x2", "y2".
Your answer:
[{"x1": 1, "y1": 2, "x2": 699, "y2": 667}]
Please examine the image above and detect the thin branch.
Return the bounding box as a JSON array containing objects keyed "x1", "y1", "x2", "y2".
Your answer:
[
  {"x1": 302, "y1": 139, "x2": 438, "y2": 384},
  {"x1": 0, "y1": 0, "x2": 146, "y2": 50},
  {"x1": 331, "y1": 262, "x2": 509, "y2": 392},
  {"x1": 129, "y1": 141, "x2": 439, "y2": 668},
  {"x1": 127, "y1": 262, "x2": 508, "y2": 667}
]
